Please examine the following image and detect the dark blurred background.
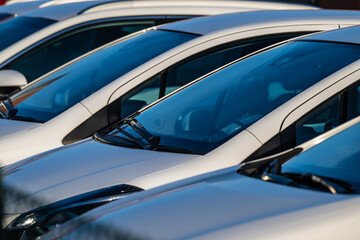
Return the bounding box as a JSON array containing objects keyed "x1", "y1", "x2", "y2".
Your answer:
[{"x1": 317, "y1": 0, "x2": 360, "y2": 9}]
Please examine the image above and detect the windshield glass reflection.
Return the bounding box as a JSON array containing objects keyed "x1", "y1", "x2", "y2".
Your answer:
[
  {"x1": 108, "y1": 41, "x2": 360, "y2": 154},
  {"x1": 0, "y1": 16, "x2": 56, "y2": 51},
  {"x1": 11, "y1": 30, "x2": 197, "y2": 122}
]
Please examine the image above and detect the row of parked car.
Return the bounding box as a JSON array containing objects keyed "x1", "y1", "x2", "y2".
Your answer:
[{"x1": 1, "y1": 0, "x2": 360, "y2": 239}]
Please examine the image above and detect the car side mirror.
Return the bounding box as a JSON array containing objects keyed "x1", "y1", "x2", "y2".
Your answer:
[
  {"x1": 0, "y1": 70, "x2": 27, "y2": 88},
  {"x1": 0, "y1": 70, "x2": 27, "y2": 96}
]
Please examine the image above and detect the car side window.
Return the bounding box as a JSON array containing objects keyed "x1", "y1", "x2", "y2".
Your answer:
[
  {"x1": 108, "y1": 33, "x2": 312, "y2": 124},
  {"x1": 120, "y1": 74, "x2": 161, "y2": 119},
  {"x1": 5, "y1": 20, "x2": 156, "y2": 83},
  {"x1": 164, "y1": 33, "x2": 306, "y2": 95},
  {"x1": 347, "y1": 84, "x2": 360, "y2": 120},
  {"x1": 247, "y1": 82, "x2": 360, "y2": 161},
  {"x1": 295, "y1": 95, "x2": 341, "y2": 145}
]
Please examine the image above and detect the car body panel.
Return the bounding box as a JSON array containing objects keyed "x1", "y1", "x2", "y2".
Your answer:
[
  {"x1": 0, "y1": 118, "x2": 40, "y2": 139},
  {"x1": 0, "y1": 0, "x2": 48, "y2": 15},
  {"x1": 158, "y1": 9, "x2": 360, "y2": 36},
  {"x1": 1, "y1": 10, "x2": 358, "y2": 165},
  {"x1": 39, "y1": 116, "x2": 360, "y2": 239},
  {"x1": 84, "y1": 0, "x2": 319, "y2": 13},
  {"x1": 248, "y1": 61, "x2": 360, "y2": 142},
  {"x1": 303, "y1": 23, "x2": 360, "y2": 45},
  {"x1": 40, "y1": 172, "x2": 353, "y2": 240},
  {"x1": 0, "y1": 1, "x2": 313, "y2": 66},
  {"x1": 2, "y1": 139, "x2": 199, "y2": 214},
  {"x1": 0, "y1": 103, "x2": 92, "y2": 162},
  {"x1": 19, "y1": 1, "x2": 111, "y2": 21},
  {"x1": 3, "y1": 14, "x2": 360, "y2": 223}
]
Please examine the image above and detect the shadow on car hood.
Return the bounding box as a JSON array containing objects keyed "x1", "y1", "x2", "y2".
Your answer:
[
  {"x1": 1, "y1": 139, "x2": 198, "y2": 215},
  {"x1": 0, "y1": 118, "x2": 40, "y2": 139},
  {"x1": 43, "y1": 172, "x2": 352, "y2": 240}
]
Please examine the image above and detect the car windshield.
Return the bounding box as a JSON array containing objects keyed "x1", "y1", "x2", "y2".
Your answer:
[
  {"x1": 0, "y1": 16, "x2": 56, "y2": 51},
  {"x1": 281, "y1": 122, "x2": 360, "y2": 193},
  {"x1": 10, "y1": 30, "x2": 197, "y2": 122},
  {"x1": 0, "y1": 13, "x2": 13, "y2": 22},
  {"x1": 106, "y1": 41, "x2": 360, "y2": 154}
]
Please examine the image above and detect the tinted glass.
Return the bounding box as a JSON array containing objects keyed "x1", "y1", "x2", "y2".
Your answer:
[
  {"x1": 347, "y1": 83, "x2": 360, "y2": 121},
  {"x1": 112, "y1": 34, "x2": 306, "y2": 122},
  {"x1": 296, "y1": 95, "x2": 341, "y2": 145},
  {"x1": 0, "y1": 16, "x2": 56, "y2": 51},
  {"x1": 10, "y1": 30, "x2": 197, "y2": 122},
  {"x1": 6, "y1": 21, "x2": 156, "y2": 82},
  {"x1": 111, "y1": 41, "x2": 360, "y2": 154},
  {"x1": 164, "y1": 34, "x2": 302, "y2": 95},
  {"x1": 282, "y1": 122, "x2": 360, "y2": 192},
  {"x1": 0, "y1": 13, "x2": 12, "y2": 22},
  {"x1": 121, "y1": 74, "x2": 161, "y2": 119}
]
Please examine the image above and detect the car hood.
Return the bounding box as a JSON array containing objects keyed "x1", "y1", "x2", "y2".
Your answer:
[
  {"x1": 43, "y1": 172, "x2": 351, "y2": 240},
  {"x1": 0, "y1": 118, "x2": 40, "y2": 139},
  {"x1": 2, "y1": 139, "x2": 198, "y2": 215}
]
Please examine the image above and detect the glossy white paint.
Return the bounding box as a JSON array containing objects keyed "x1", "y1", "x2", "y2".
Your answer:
[
  {"x1": 1, "y1": 11, "x2": 360, "y2": 165},
  {"x1": 0, "y1": 0, "x2": 48, "y2": 14},
  {"x1": 2, "y1": 25, "x2": 360, "y2": 223},
  {"x1": 0, "y1": 69, "x2": 27, "y2": 87},
  {"x1": 20, "y1": 1, "x2": 111, "y2": 21},
  {"x1": 0, "y1": 118, "x2": 39, "y2": 138},
  {"x1": 85, "y1": 0, "x2": 319, "y2": 13},
  {"x1": 0, "y1": 1, "x2": 318, "y2": 66},
  {"x1": 39, "y1": 116, "x2": 360, "y2": 239}
]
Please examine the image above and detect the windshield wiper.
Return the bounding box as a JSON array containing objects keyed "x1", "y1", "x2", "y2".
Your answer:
[
  {"x1": 261, "y1": 168, "x2": 355, "y2": 194},
  {"x1": 93, "y1": 132, "x2": 142, "y2": 149},
  {"x1": 121, "y1": 117, "x2": 160, "y2": 150},
  {"x1": 0, "y1": 95, "x2": 17, "y2": 119},
  {"x1": 282, "y1": 172, "x2": 355, "y2": 194}
]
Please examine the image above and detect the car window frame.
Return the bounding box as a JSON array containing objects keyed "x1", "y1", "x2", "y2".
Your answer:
[
  {"x1": 0, "y1": 16, "x2": 180, "y2": 74},
  {"x1": 246, "y1": 72, "x2": 360, "y2": 161}
]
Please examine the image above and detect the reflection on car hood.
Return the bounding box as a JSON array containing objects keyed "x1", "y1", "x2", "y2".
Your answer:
[
  {"x1": 43, "y1": 172, "x2": 352, "y2": 240},
  {"x1": 1, "y1": 139, "x2": 197, "y2": 214},
  {"x1": 0, "y1": 118, "x2": 40, "y2": 139}
]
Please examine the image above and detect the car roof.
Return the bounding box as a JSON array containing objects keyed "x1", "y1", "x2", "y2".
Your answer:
[
  {"x1": 85, "y1": 0, "x2": 319, "y2": 13},
  {"x1": 301, "y1": 25, "x2": 360, "y2": 45},
  {"x1": 159, "y1": 9, "x2": 360, "y2": 36},
  {"x1": 17, "y1": 0, "x2": 319, "y2": 21},
  {"x1": 0, "y1": 0, "x2": 49, "y2": 15},
  {"x1": 20, "y1": 0, "x2": 115, "y2": 21}
]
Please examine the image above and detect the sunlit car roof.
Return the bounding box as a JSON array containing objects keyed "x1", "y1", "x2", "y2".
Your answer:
[
  {"x1": 302, "y1": 25, "x2": 360, "y2": 45},
  {"x1": 19, "y1": 0, "x2": 114, "y2": 21},
  {"x1": 159, "y1": 9, "x2": 360, "y2": 36},
  {"x1": 0, "y1": 0, "x2": 49, "y2": 15}
]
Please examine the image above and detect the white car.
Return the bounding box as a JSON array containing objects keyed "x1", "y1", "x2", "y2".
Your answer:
[
  {"x1": 3, "y1": 23, "x2": 360, "y2": 226},
  {"x1": 0, "y1": 0, "x2": 317, "y2": 94},
  {"x1": 0, "y1": 0, "x2": 263, "y2": 93},
  {"x1": 0, "y1": 9, "x2": 359, "y2": 165},
  {"x1": 34, "y1": 115, "x2": 360, "y2": 240}
]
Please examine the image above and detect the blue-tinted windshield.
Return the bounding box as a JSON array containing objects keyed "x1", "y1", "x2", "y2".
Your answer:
[
  {"x1": 0, "y1": 13, "x2": 13, "y2": 22},
  {"x1": 0, "y1": 16, "x2": 56, "y2": 51},
  {"x1": 111, "y1": 41, "x2": 360, "y2": 154},
  {"x1": 11, "y1": 30, "x2": 197, "y2": 122},
  {"x1": 282, "y1": 121, "x2": 360, "y2": 193}
]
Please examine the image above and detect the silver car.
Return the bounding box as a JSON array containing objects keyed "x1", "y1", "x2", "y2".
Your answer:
[{"x1": 38, "y1": 115, "x2": 360, "y2": 240}]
